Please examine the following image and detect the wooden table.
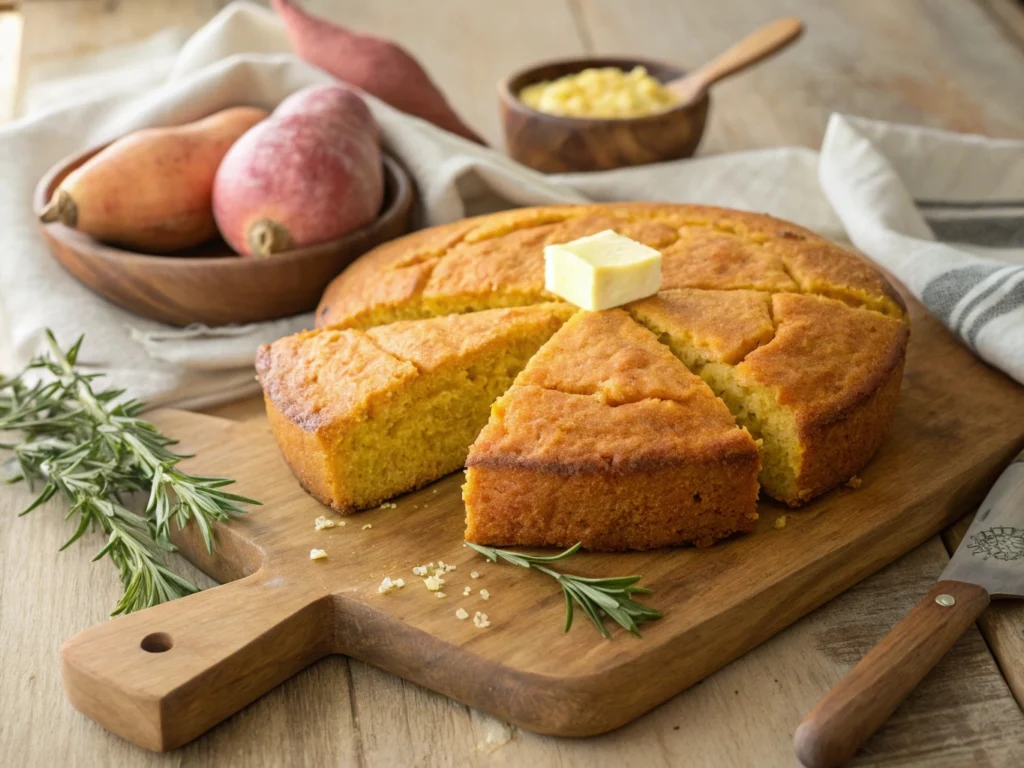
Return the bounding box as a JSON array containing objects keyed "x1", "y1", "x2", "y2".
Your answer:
[{"x1": 3, "y1": 1, "x2": 1024, "y2": 765}]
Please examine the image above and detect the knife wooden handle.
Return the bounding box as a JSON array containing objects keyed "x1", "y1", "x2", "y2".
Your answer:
[{"x1": 793, "y1": 580, "x2": 990, "y2": 768}]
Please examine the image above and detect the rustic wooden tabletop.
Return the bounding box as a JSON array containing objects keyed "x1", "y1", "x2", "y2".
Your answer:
[{"x1": 3, "y1": 1, "x2": 1024, "y2": 766}]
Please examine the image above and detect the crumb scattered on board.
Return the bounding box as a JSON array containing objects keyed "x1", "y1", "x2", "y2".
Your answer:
[
  {"x1": 473, "y1": 611, "x2": 490, "y2": 628},
  {"x1": 362, "y1": 524, "x2": 372, "y2": 530},
  {"x1": 456, "y1": 608, "x2": 469, "y2": 620},
  {"x1": 314, "y1": 516, "x2": 336, "y2": 530},
  {"x1": 773, "y1": 516, "x2": 787, "y2": 530},
  {"x1": 479, "y1": 589, "x2": 490, "y2": 601},
  {"x1": 378, "y1": 576, "x2": 404, "y2": 594},
  {"x1": 424, "y1": 574, "x2": 444, "y2": 591},
  {"x1": 470, "y1": 571, "x2": 480, "y2": 579},
  {"x1": 309, "y1": 548, "x2": 327, "y2": 561},
  {"x1": 846, "y1": 475, "x2": 863, "y2": 489},
  {"x1": 463, "y1": 586, "x2": 472, "y2": 596}
]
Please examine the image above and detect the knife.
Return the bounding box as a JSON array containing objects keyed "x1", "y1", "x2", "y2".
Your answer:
[{"x1": 793, "y1": 450, "x2": 1024, "y2": 768}]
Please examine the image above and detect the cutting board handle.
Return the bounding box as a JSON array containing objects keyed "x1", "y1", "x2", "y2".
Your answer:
[
  {"x1": 793, "y1": 579, "x2": 990, "y2": 767},
  {"x1": 61, "y1": 571, "x2": 331, "y2": 752}
]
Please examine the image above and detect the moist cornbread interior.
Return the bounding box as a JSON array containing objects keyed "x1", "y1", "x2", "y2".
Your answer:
[
  {"x1": 260, "y1": 203, "x2": 909, "y2": 548},
  {"x1": 256, "y1": 304, "x2": 574, "y2": 511}
]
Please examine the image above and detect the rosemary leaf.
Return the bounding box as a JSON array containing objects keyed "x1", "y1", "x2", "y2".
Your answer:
[
  {"x1": 0, "y1": 330, "x2": 260, "y2": 615},
  {"x1": 466, "y1": 541, "x2": 662, "y2": 638}
]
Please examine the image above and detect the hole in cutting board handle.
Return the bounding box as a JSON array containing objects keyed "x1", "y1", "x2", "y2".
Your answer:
[{"x1": 140, "y1": 632, "x2": 174, "y2": 653}]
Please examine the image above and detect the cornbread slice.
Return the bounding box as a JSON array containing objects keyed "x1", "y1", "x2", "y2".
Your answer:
[
  {"x1": 257, "y1": 304, "x2": 575, "y2": 512},
  {"x1": 463, "y1": 310, "x2": 761, "y2": 550},
  {"x1": 628, "y1": 289, "x2": 775, "y2": 368},
  {"x1": 658, "y1": 293, "x2": 908, "y2": 506}
]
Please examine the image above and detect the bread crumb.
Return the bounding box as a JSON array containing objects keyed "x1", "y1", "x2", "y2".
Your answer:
[
  {"x1": 470, "y1": 571, "x2": 480, "y2": 579},
  {"x1": 456, "y1": 608, "x2": 469, "y2": 620},
  {"x1": 309, "y1": 548, "x2": 327, "y2": 561},
  {"x1": 314, "y1": 516, "x2": 335, "y2": 530},
  {"x1": 463, "y1": 586, "x2": 472, "y2": 596},
  {"x1": 378, "y1": 576, "x2": 405, "y2": 594},
  {"x1": 479, "y1": 589, "x2": 490, "y2": 601},
  {"x1": 362, "y1": 524, "x2": 372, "y2": 530},
  {"x1": 773, "y1": 515, "x2": 787, "y2": 530},
  {"x1": 338, "y1": 520, "x2": 346, "y2": 526},
  {"x1": 424, "y1": 574, "x2": 445, "y2": 591},
  {"x1": 435, "y1": 591, "x2": 447, "y2": 599},
  {"x1": 445, "y1": 563, "x2": 457, "y2": 572},
  {"x1": 846, "y1": 475, "x2": 863, "y2": 489},
  {"x1": 412, "y1": 565, "x2": 428, "y2": 576},
  {"x1": 473, "y1": 611, "x2": 490, "y2": 629}
]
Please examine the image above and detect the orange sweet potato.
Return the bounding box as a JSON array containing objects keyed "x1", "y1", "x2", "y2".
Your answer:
[
  {"x1": 212, "y1": 85, "x2": 384, "y2": 258},
  {"x1": 40, "y1": 107, "x2": 268, "y2": 253},
  {"x1": 271, "y1": 0, "x2": 485, "y2": 144}
]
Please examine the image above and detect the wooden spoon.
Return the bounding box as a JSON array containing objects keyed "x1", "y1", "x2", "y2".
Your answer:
[{"x1": 668, "y1": 17, "x2": 804, "y2": 105}]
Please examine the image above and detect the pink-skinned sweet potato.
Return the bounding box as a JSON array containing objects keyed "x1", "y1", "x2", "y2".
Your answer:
[
  {"x1": 212, "y1": 84, "x2": 384, "y2": 258},
  {"x1": 271, "y1": 0, "x2": 484, "y2": 144}
]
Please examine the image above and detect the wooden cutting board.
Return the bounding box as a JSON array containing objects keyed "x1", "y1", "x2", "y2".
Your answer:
[{"x1": 60, "y1": 298, "x2": 1024, "y2": 752}]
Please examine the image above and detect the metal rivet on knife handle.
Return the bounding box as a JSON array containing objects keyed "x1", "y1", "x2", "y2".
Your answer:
[{"x1": 935, "y1": 594, "x2": 955, "y2": 607}]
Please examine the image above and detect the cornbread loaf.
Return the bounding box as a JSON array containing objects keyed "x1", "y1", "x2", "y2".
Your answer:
[
  {"x1": 463, "y1": 311, "x2": 761, "y2": 550},
  {"x1": 261, "y1": 203, "x2": 908, "y2": 549},
  {"x1": 256, "y1": 304, "x2": 573, "y2": 511}
]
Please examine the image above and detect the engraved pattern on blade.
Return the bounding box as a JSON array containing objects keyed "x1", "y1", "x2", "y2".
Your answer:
[{"x1": 940, "y1": 452, "x2": 1024, "y2": 598}]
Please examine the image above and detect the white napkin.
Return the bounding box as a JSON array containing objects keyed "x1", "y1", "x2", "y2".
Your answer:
[{"x1": 1, "y1": 1, "x2": 1020, "y2": 412}]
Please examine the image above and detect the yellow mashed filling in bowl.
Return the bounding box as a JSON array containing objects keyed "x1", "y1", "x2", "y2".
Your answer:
[{"x1": 518, "y1": 66, "x2": 680, "y2": 119}]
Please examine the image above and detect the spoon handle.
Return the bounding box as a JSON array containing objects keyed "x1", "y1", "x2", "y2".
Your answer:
[{"x1": 673, "y1": 17, "x2": 803, "y2": 99}]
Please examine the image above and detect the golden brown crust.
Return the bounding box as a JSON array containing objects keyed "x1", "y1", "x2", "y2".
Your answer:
[
  {"x1": 464, "y1": 387, "x2": 760, "y2": 550},
  {"x1": 743, "y1": 293, "x2": 909, "y2": 431},
  {"x1": 515, "y1": 309, "x2": 711, "y2": 405},
  {"x1": 628, "y1": 289, "x2": 775, "y2": 366},
  {"x1": 316, "y1": 203, "x2": 905, "y2": 331}
]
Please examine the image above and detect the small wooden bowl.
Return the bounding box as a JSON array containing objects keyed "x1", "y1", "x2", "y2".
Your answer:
[
  {"x1": 34, "y1": 148, "x2": 416, "y2": 327},
  {"x1": 499, "y1": 56, "x2": 709, "y2": 174}
]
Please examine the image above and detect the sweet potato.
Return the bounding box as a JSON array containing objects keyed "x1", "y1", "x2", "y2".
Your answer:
[
  {"x1": 271, "y1": 0, "x2": 484, "y2": 144},
  {"x1": 213, "y1": 85, "x2": 384, "y2": 258},
  {"x1": 40, "y1": 107, "x2": 268, "y2": 253}
]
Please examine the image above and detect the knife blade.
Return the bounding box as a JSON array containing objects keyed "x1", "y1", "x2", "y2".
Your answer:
[
  {"x1": 940, "y1": 451, "x2": 1024, "y2": 597},
  {"x1": 793, "y1": 447, "x2": 1024, "y2": 768}
]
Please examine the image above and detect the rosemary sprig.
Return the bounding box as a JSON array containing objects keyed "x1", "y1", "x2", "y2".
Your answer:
[
  {"x1": 0, "y1": 330, "x2": 258, "y2": 615},
  {"x1": 466, "y1": 541, "x2": 662, "y2": 638}
]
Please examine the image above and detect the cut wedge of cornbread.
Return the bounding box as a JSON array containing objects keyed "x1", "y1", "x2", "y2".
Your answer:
[
  {"x1": 463, "y1": 309, "x2": 761, "y2": 550},
  {"x1": 257, "y1": 304, "x2": 575, "y2": 512},
  {"x1": 632, "y1": 291, "x2": 908, "y2": 506}
]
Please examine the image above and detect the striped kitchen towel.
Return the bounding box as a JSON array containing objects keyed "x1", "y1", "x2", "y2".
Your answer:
[{"x1": 820, "y1": 115, "x2": 1024, "y2": 384}]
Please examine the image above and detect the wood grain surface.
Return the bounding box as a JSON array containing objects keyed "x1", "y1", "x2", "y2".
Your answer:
[
  {"x1": 4, "y1": 1, "x2": 1024, "y2": 766},
  {"x1": 59, "y1": 292, "x2": 1024, "y2": 752}
]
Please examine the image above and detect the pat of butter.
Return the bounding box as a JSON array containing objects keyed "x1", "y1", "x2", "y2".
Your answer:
[{"x1": 544, "y1": 230, "x2": 662, "y2": 311}]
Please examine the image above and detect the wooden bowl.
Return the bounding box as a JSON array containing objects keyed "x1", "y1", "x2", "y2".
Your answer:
[
  {"x1": 499, "y1": 56, "x2": 709, "y2": 174},
  {"x1": 34, "y1": 149, "x2": 416, "y2": 327}
]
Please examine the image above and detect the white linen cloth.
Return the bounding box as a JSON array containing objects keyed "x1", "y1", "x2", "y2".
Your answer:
[{"x1": 1, "y1": 1, "x2": 1021, "y2": 410}]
